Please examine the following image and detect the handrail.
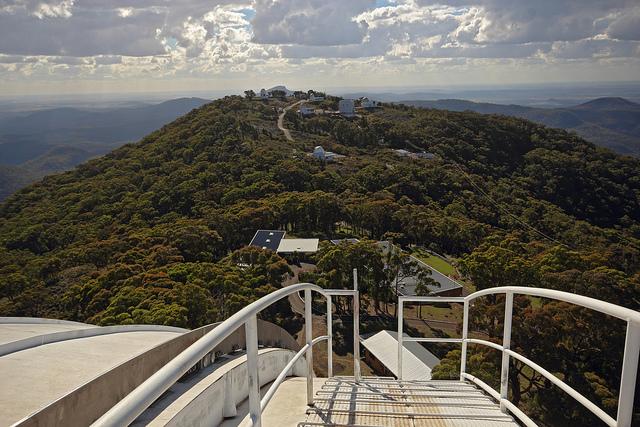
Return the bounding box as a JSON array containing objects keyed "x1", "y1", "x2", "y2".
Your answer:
[
  {"x1": 398, "y1": 286, "x2": 640, "y2": 427},
  {"x1": 469, "y1": 286, "x2": 640, "y2": 323},
  {"x1": 466, "y1": 338, "x2": 503, "y2": 352},
  {"x1": 505, "y1": 348, "x2": 615, "y2": 426},
  {"x1": 460, "y1": 372, "x2": 500, "y2": 400},
  {"x1": 261, "y1": 335, "x2": 329, "y2": 411},
  {"x1": 93, "y1": 283, "x2": 360, "y2": 427}
]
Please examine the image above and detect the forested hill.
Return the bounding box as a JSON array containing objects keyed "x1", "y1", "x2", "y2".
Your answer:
[
  {"x1": 401, "y1": 97, "x2": 640, "y2": 157},
  {"x1": 0, "y1": 97, "x2": 211, "y2": 201},
  {"x1": 0, "y1": 96, "x2": 639, "y2": 328}
]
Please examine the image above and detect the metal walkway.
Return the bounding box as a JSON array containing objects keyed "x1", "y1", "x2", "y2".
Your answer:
[
  {"x1": 299, "y1": 377, "x2": 519, "y2": 427},
  {"x1": 92, "y1": 283, "x2": 640, "y2": 427}
]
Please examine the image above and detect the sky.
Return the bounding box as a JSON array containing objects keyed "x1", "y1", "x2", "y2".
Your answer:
[{"x1": 0, "y1": 0, "x2": 639, "y2": 96}]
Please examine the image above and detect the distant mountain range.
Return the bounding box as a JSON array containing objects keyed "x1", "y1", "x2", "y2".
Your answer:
[
  {"x1": 401, "y1": 97, "x2": 640, "y2": 157},
  {"x1": 0, "y1": 97, "x2": 210, "y2": 200}
]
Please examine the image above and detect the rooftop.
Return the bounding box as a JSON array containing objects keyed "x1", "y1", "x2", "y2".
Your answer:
[
  {"x1": 362, "y1": 330, "x2": 440, "y2": 380},
  {"x1": 277, "y1": 238, "x2": 319, "y2": 253},
  {"x1": 378, "y1": 241, "x2": 464, "y2": 296},
  {"x1": 249, "y1": 230, "x2": 285, "y2": 251},
  {"x1": 249, "y1": 230, "x2": 319, "y2": 253}
]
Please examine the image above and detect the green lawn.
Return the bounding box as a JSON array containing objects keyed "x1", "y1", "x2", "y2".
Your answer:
[{"x1": 412, "y1": 249, "x2": 456, "y2": 275}]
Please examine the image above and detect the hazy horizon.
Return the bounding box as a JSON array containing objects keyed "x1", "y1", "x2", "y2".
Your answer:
[{"x1": 2, "y1": 80, "x2": 640, "y2": 113}]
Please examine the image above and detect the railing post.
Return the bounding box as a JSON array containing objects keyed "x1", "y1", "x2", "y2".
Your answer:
[
  {"x1": 327, "y1": 295, "x2": 333, "y2": 378},
  {"x1": 397, "y1": 297, "x2": 404, "y2": 380},
  {"x1": 353, "y1": 268, "x2": 361, "y2": 382},
  {"x1": 500, "y1": 292, "x2": 514, "y2": 413},
  {"x1": 305, "y1": 289, "x2": 313, "y2": 406},
  {"x1": 245, "y1": 315, "x2": 261, "y2": 427},
  {"x1": 617, "y1": 320, "x2": 640, "y2": 427},
  {"x1": 460, "y1": 299, "x2": 469, "y2": 381}
]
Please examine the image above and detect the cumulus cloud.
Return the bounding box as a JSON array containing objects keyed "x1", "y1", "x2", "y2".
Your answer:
[
  {"x1": 0, "y1": 4, "x2": 166, "y2": 56},
  {"x1": 547, "y1": 38, "x2": 640, "y2": 60},
  {"x1": 0, "y1": 0, "x2": 638, "y2": 88},
  {"x1": 251, "y1": 0, "x2": 373, "y2": 46},
  {"x1": 415, "y1": 0, "x2": 638, "y2": 43},
  {"x1": 0, "y1": 0, "x2": 75, "y2": 18},
  {"x1": 116, "y1": 7, "x2": 133, "y2": 18},
  {"x1": 606, "y1": 6, "x2": 640, "y2": 41}
]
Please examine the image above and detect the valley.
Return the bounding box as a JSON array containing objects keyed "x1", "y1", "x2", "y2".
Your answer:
[{"x1": 0, "y1": 97, "x2": 210, "y2": 200}]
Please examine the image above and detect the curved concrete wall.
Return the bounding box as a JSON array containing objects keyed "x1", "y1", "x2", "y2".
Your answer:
[
  {"x1": 0, "y1": 317, "x2": 90, "y2": 326},
  {"x1": 157, "y1": 348, "x2": 307, "y2": 427},
  {"x1": 12, "y1": 320, "x2": 299, "y2": 427},
  {"x1": 0, "y1": 324, "x2": 188, "y2": 357}
]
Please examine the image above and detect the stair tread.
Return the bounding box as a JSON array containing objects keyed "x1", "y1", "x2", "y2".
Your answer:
[
  {"x1": 302, "y1": 378, "x2": 520, "y2": 427},
  {"x1": 309, "y1": 405, "x2": 510, "y2": 415}
]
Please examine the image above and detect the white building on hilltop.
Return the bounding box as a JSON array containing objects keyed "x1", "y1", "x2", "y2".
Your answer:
[
  {"x1": 299, "y1": 105, "x2": 315, "y2": 116},
  {"x1": 312, "y1": 146, "x2": 326, "y2": 160},
  {"x1": 417, "y1": 151, "x2": 436, "y2": 159},
  {"x1": 361, "y1": 97, "x2": 378, "y2": 109},
  {"x1": 394, "y1": 149, "x2": 436, "y2": 160},
  {"x1": 258, "y1": 86, "x2": 294, "y2": 98},
  {"x1": 339, "y1": 99, "x2": 355, "y2": 116},
  {"x1": 312, "y1": 145, "x2": 344, "y2": 162}
]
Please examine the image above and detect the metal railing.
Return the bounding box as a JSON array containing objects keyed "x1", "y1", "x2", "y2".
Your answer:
[
  {"x1": 398, "y1": 286, "x2": 640, "y2": 427},
  {"x1": 93, "y1": 283, "x2": 360, "y2": 427}
]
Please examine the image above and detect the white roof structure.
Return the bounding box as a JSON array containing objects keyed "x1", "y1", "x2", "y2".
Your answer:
[
  {"x1": 299, "y1": 105, "x2": 315, "y2": 115},
  {"x1": 361, "y1": 98, "x2": 378, "y2": 108},
  {"x1": 339, "y1": 99, "x2": 355, "y2": 116},
  {"x1": 277, "y1": 238, "x2": 319, "y2": 253},
  {"x1": 361, "y1": 330, "x2": 440, "y2": 380}
]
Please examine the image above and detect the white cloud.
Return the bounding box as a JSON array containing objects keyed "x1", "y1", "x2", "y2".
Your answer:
[
  {"x1": 0, "y1": 0, "x2": 638, "y2": 93},
  {"x1": 33, "y1": 0, "x2": 74, "y2": 19},
  {"x1": 606, "y1": 6, "x2": 640, "y2": 41},
  {"x1": 251, "y1": 0, "x2": 373, "y2": 46},
  {"x1": 117, "y1": 7, "x2": 133, "y2": 18},
  {"x1": 0, "y1": 0, "x2": 75, "y2": 19}
]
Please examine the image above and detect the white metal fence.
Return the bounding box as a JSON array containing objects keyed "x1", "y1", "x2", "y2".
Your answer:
[
  {"x1": 397, "y1": 286, "x2": 640, "y2": 427},
  {"x1": 92, "y1": 283, "x2": 360, "y2": 427}
]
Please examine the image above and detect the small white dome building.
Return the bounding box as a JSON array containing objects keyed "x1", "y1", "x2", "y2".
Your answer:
[{"x1": 313, "y1": 146, "x2": 325, "y2": 160}]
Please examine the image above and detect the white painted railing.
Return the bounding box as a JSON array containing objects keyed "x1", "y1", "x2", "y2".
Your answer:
[
  {"x1": 0, "y1": 324, "x2": 188, "y2": 357},
  {"x1": 92, "y1": 283, "x2": 360, "y2": 427},
  {"x1": 397, "y1": 286, "x2": 640, "y2": 427}
]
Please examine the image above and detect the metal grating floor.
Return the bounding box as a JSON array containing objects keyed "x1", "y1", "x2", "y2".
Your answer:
[{"x1": 299, "y1": 377, "x2": 519, "y2": 427}]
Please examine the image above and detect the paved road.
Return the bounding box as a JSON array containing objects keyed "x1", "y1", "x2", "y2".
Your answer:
[{"x1": 277, "y1": 100, "x2": 304, "y2": 141}]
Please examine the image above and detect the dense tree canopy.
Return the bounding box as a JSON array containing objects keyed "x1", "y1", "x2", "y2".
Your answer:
[{"x1": 0, "y1": 95, "x2": 639, "y2": 425}]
